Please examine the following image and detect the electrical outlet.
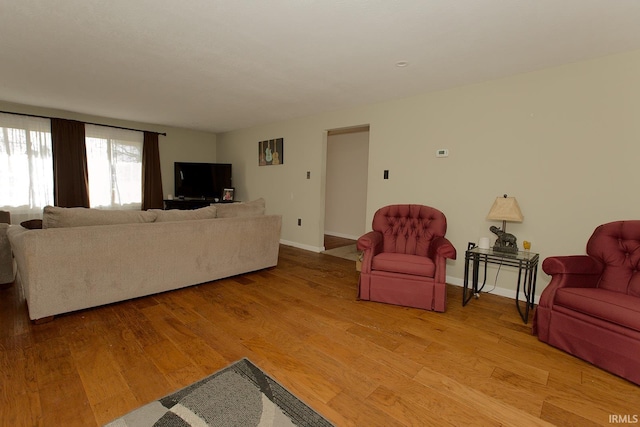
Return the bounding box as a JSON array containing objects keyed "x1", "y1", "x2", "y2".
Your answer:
[
  {"x1": 383, "y1": 170, "x2": 389, "y2": 179},
  {"x1": 306, "y1": 171, "x2": 311, "y2": 179},
  {"x1": 297, "y1": 218, "x2": 302, "y2": 226}
]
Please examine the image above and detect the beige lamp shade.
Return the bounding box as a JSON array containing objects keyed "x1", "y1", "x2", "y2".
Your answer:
[{"x1": 487, "y1": 196, "x2": 524, "y2": 223}]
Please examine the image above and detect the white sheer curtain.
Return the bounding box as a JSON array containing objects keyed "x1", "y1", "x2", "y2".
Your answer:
[
  {"x1": 85, "y1": 124, "x2": 143, "y2": 210},
  {"x1": 0, "y1": 113, "x2": 53, "y2": 224}
]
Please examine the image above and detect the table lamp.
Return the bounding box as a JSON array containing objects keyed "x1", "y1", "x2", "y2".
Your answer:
[{"x1": 486, "y1": 194, "x2": 523, "y2": 253}]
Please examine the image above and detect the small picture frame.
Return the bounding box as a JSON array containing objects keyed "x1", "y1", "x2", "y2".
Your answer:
[{"x1": 222, "y1": 188, "x2": 235, "y2": 202}]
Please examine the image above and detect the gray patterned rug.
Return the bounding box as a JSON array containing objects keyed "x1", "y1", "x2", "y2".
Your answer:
[{"x1": 105, "y1": 358, "x2": 333, "y2": 427}]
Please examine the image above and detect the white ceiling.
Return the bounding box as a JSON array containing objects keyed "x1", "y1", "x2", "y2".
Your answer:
[{"x1": 2, "y1": 1, "x2": 640, "y2": 133}]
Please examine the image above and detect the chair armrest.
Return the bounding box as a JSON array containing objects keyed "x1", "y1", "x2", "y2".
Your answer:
[
  {"x1": 427, "y1": 236, "x2": 456, "y2": 284},
  {"x1": 538, "y1": 255, "x2": 603, "y2": 309},
  {"x1": 542, "y1": 255, "x2": 603, "y2": 276},
  {"x1": 357, "y1": 231, "x2": 383, "y2": 253},
  {"x1": 429, "y1": 236, "x2": 457, "y2": 260},
  {"x1": 357, "y1": 231, "x2": 383, "y2": 274}
]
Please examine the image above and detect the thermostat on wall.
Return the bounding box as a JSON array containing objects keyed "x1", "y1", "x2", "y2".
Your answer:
[{"x1": 436, "y1": 148, "x2": 449, "y2": 158}]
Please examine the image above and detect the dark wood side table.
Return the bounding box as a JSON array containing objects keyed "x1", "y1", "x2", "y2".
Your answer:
[{"x1": 463, "y1": 245, "x2": 539, "y2": 323}]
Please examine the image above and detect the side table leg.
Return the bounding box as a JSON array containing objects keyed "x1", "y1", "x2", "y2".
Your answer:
[
  {"x1": 463, "y1": 253, "x2": 471, "y2": 306},
  {"x1": 515, "y1": 262, "x2": 528, "y2": 323}
]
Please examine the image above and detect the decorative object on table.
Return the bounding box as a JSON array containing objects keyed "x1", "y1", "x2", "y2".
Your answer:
[
  {"x1": 105, "y1": 358, "x2": 333, "y2": 427},
  {"x1": 486, "y1": 194, "x2": 524, "y2": 253},
  {"x1": 258, "y1": 137, "x2": 284, "y2": 166},
  {"x1": 222, "y1": 187, "x2": 235, "y2": 202},
  {"x1": 478, "y1": 236, "x2": 491, "y2": 249},
  {"x1": 523, "y1": 240, "x2": 531, "y2": 251}
]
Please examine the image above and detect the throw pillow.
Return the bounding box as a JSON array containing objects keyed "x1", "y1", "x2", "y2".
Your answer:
[
  {"x1": 152, "y1": 205, "x2": 218, "y2": 222},
  {"x1": 215, "y1": 198, "x2": 266, "y2": 218},
  {"x1": 42, "y1": 206, "x2": 158, "y2": 228},
  {"x1": 20, "y1": 219, "x2": 43, "y2": 229}
]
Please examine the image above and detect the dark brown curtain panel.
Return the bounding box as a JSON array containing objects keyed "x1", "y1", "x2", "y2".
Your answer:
[
  {"x1": 51, "y1": 118, "x2": 90, "y2": 208},
  {"x1": 141, "y1": 131, "x2": 164, "y2": 210}
]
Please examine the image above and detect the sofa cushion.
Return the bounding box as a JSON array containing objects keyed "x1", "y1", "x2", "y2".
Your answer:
[
  {"x1": 555, "y1": 287, "x2": 640, "y2": 333},
  {"x1": 151, "y1": 205, "x2": 218, "y2": 222},
  {"x1": 372, "y1": 253, "x2": 436, "y2": 277},
  {"x1": 215, "y1": 198, "x2": 266, "y2": 218},
  {"x1": 43, "y1": 206, "x2": 157, "y2": 228}
]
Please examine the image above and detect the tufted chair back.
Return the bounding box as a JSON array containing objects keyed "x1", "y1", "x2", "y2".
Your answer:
[
  {"x1": 372, "y1": 204, "x2": 447, "y2": 257},
  {"x1": 586, "y1": 220, "x2": 640, "y2": 297}
]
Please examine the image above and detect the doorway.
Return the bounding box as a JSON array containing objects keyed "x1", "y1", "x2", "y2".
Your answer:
[{"x1": 323, "y1": 125, "x2": 369, "y2": 257}]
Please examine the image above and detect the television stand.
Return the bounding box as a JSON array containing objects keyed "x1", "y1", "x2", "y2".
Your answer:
[
  {"x1": 164, "y1": 198, "x2": 215, "y2": 210},
  {"x1": 163, "y1": 199, "x2": 239, "y2": 210}
]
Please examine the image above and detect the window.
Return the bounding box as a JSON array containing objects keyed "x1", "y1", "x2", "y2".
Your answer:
[
  {"x1": 0, "y1": 113, "x2": 53, "y2": 223},
  {"x1": 85, "y1": 124, "x2": 143, "y2": 209},
  {"x1": 1, "y1": 114, "x2": 145, "y2": 217}
]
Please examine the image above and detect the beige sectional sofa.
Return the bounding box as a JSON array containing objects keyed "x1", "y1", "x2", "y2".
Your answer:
[{"x1": 7, "y1": 199, "x2": 282, "y2": 322}]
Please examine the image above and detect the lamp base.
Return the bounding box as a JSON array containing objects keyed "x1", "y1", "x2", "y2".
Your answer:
[{"x1": 492, "y1": 243, "x2": 519, "y2": 254}]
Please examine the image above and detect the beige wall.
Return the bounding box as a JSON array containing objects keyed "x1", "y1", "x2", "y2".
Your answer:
[
  {"x1": 324, "y1": 130, "x2": 369, "y2": 241},
  {"x1": 0, "y1": 101, "x2": 217, "y2": 198},
  {"x1": 217, "y1": 49, "x2": 640, "y2": 299}
]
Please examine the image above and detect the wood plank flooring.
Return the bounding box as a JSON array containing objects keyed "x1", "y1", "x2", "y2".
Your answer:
[
  {"x1": 324, "y1": 234, "x2": 356, "y2": 250},
  {"x1": 1, "y1": 244, "x2": 639, "y2": 426}
]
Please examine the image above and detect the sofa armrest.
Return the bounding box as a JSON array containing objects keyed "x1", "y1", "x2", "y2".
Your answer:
[
  {"x1": 357, "y1": 231, "x2": 383, "y2": 274},
  {"x1": 538, "y1": 255, "x2": 603, "y2": 309},
  {"x1": 0, "y1": 223, "x2": 16, "y2": 285}
]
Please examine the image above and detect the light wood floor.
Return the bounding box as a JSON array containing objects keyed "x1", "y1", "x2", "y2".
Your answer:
[
  {"x1": 1, "y1": 245, "x2": 638, "y2": 426},
  {"x1": 324, "y1": 234, "x2": 356, "y2": 251}
]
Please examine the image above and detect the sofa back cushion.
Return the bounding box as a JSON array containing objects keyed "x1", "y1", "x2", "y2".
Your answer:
[
  {"x1": 151, "y1": 205, "x2": 218, "y2": 222},
  {"x1": 587, "y1": 220, "x2": 640, "y2": 297},
  {"x1": 43, "y1": 206, "x2": 157, "y2": 228},
  {"x1": 215, "y1": 198, "x2": 266, "y2": 218},
  {"x1": 372, "y1": 204, "x2": 447, "y2": 257}
]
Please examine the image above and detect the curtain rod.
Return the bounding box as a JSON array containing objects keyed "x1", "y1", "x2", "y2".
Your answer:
[{"x1": 0, "y1": 110, "x2": 167, "y2": 136}]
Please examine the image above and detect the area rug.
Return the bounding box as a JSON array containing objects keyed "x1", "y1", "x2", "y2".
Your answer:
[
  {"x1": 105, "y1": 358, "x2": 333, "y2": 427},
  {"x1": 321, "y1": 244, "x2": 360, "y2": 262}
]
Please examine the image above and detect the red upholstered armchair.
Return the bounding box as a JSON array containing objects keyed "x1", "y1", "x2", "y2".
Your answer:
[
  {"x1": 356, "y1": 204, "x2": 456, "y2": 312},
  {"x1": 533, "y1": 221, "x2": 640, "y2": 385}
]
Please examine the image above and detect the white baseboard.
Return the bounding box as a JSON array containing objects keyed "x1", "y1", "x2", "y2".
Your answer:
[
  {"x1": 324, "y1": 231, "x2": 360, "y2": 241},
  {"x1": 280, "y1": 239, "x2": 324, "y2": 253},
  {"x1": 447, "y1": 275, "x2": 540, "y2": 304}
]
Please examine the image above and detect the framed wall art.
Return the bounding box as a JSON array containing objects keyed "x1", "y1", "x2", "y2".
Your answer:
[{"x1": 259, "y1": 138, "x2": 283, "y2": 166}]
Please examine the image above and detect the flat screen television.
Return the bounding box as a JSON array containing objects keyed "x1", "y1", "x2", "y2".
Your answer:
[{"x1": 174, "y1": 162, "x2": 232, "y2": 199}]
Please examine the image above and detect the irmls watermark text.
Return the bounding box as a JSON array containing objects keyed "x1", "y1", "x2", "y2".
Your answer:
[{"x1": 609, "y1": 414, "x2": 639, "y2": 424}]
